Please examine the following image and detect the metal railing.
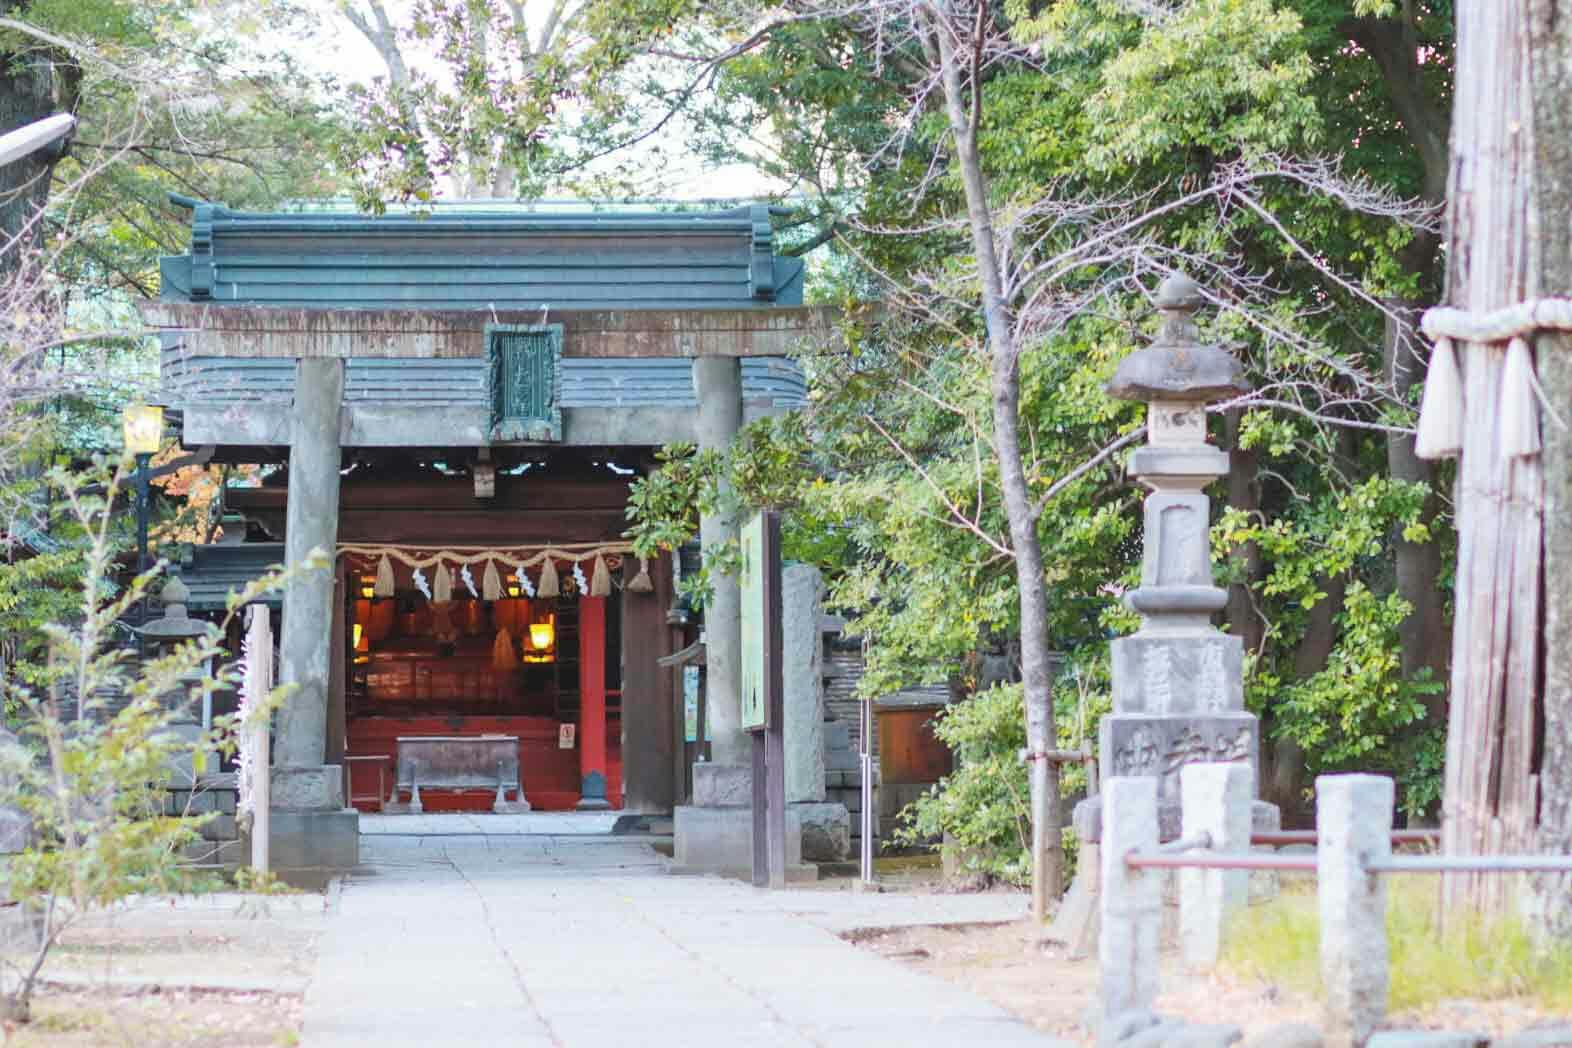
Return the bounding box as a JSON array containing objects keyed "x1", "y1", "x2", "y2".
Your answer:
[{"x1": 1124, "y1": 829, "x2": 1572, "y2": 876}]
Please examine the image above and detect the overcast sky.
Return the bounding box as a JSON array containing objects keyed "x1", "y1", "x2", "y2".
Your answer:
[{"x1": 282, "y1": 0, "x2": 782, "y2": 203}]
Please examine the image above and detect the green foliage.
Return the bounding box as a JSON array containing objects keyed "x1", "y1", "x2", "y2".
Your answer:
[
  {"x1": 1214, "y1": 475, "x2": 1448, "y2": 815},
  {"x1": 0, "y1": 460, "x2": 303, "y2": 1020},
  {"x1": 893, "y1": 684, "x2": 1032, "y2": 884}
]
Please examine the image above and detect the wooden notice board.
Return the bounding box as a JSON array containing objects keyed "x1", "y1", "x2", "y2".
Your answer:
[
  {"x1": 739, "y1": 512, "x2": 768, "y2": 732},
  {"x1": 741, "y1": 509, "x2": 786, "y2": 888}
]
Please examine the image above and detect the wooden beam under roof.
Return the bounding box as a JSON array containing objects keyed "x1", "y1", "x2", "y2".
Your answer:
[{"x1": 138, "y1": 302, "x2": 843, "y2": 360}]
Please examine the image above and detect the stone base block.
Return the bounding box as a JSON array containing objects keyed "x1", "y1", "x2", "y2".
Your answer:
[
  {"x1": 793, "y1": 801, "x2": 850, "y2": 861},
  {"x1": 1111, "y1": 631, "x2": 1243, "y2": 716},
  {"x1": 673, "y1": 803, "x2": 802, "y2": 871},
  {"x1": 271, "y1": 765, "x2": 345, "y2": 811},
  {"x1": 666, "y1": 861, "x2": 819, "y2": 883},
  {"x1": 266, "y1": 807, "x2": 359, "y2": 871},
  {"x1": 691, "y1": 763, "x2": 751, "y2": 807}
]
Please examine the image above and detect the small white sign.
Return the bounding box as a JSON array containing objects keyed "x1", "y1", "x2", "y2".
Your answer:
[{"x1": 558, "y1": 723, "x2": 576, "y2": 749}]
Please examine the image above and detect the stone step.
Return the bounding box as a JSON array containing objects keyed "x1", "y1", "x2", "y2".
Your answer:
[
  {"x1": 825, "y1": 768, "x2": 878, "y2": 788},
  {"x1": 165, "y1": 787, "x2": 238, "y2": 816},
  {"x1": 199, "y1": 814, "x2": 239, "y2": 842},
  {"x1": 824, "y1": 750, "x2": 860, "y2": 772},
  {"x1": 181, "y1": 838, "x2": 244, "y2": 867}
]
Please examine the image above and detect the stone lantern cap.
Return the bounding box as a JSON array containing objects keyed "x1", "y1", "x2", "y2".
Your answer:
[
  {"x1": 141, "y1": 574, "x2": 209, "y2": 642},
  {"x1": 1107, "y1": 274, "x2": 1251, "y2": 404}
]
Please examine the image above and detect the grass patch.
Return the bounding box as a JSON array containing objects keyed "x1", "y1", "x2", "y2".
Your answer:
[{"x1": 1221, "y1": 875, "x2": 1572, "y2": 1012}]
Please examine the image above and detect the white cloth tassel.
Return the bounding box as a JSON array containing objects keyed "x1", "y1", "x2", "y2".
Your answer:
[
  {"x1": 433, "y1": 562, "x2": 452, "y2": 603},
  {"x1": 374, "y1": 553, "x2": 396, "y2": 598},
  {"x1": 1499, "y1": 336, "x2": 1542, "y2": 459},
  {"x1": 482, "y1": 560, "x2": 503, "y2": 601},
  {"x1": 1415, "y1": 337, "x2": 1463, "y2": 460},
  {"x1": 537, "y1": 558, "x2": 559, "y2": 598}
]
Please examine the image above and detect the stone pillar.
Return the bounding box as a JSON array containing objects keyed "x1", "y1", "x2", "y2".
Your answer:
[
  {"x1": 784, "y1": 564, "x2": 849, "y2": 861},
  {"x1": 1099, "y1": 776, "x2": 1160, "y2": 1027},
  {"x1": 1318, "y1": 774, "x2": 1392, "y2": 1048},
  {"x1": 276, "y1": 357, "x2": 344, "y2": 781},
  {"x1": 674, "y1": 357, "x2": 806, "y2": 876},
  {"x1": 271, "y1": 357, "x2": 358, "y2": 873},
  {"x1": 783, "y1": 564, "x2": 826, "y2": 803},
  {"x1": 1073, "y1": 274, "x2": 1275, "y2": 846},
  {"x1": 1179, "y1": 761, "x2": 1252, "y2": 968},
  {"x1": 577, "y1": 595, "x2": 611, "y2": 809},
  {"x1": 692, "y1": 356, "x2": 747, "y2": 778}
]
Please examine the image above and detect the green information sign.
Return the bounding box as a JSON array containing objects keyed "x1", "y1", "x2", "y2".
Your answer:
[
  {"x1": 683, "y1": 665, "x2": 701, "y2": 743},
  {"x1": 739, "y1": 512, "x2": 768, "y2": 732}
]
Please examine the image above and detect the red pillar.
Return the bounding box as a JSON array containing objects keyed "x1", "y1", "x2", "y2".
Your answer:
[{"x1": 576, "y1": 596, "x2": 610, "y2": 809}]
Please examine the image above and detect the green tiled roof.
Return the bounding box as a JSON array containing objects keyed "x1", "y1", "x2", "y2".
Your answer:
[{"x1": 160, "y1": 201, "x2": 805, "y2": 310}]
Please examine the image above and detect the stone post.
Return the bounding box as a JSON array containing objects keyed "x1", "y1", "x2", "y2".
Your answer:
[
  {"x1": 692, "y1": 357, "x2": 747, "y2": 773},
  {"x1": 1099, "y1": 776, "x2": 1160, "y2": 1028},
  {"x1": 783, "y1": 564, "x2": 826, "y2": 803},
  {"x1": 784, "y1": 564, "x2": 850, "y2": 862},
  {"x1": 271, "y1": 357, "x2": 358, "y2": 872},
  {"x1": 1074, "y1": 274, "x2": 1273, "y2": 844},
  {"x1": 1318, "y1": 774, "x2": 1392, "y2": 1048},
  {"x1": 276, "y1": 357, "x2": 344, "y2": 777},
  {"x1": 674, "y1": 358, "x2": 807, "y2": 875},
  {"x1": 1179, "y1": 761, "x2": 1252, "y2": 968}
]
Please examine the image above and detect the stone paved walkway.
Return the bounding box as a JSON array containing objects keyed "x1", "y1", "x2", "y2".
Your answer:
[{"x1": 303, "y1": 831, "x2": 1072, "y2": 1047}]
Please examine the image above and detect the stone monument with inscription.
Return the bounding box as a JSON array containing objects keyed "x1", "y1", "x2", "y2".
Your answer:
[{"x1": 1073, "y1": 274, "x2": 1277, "y2": 845}]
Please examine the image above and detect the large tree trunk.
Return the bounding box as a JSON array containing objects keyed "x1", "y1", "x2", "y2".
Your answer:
[
  {"x1": 1380, "y1": 251, "x2": 1451, "y2": 719},
  {"x1": 1223, "y1": 409, "x2": 1265, "y2": 657},
  {"x1": 932, "y1": 8, "x2": 1064, "y2": 909},
  {"x1": 1526, "y1": 0, "x2": 1572, "y2": 938},
  {"x1": 1437, "y1": 1, "x2": 1546, "y2": 920},
  {"x1": 1346, "y1": 12, "x2": 1453, "y2": 724}
]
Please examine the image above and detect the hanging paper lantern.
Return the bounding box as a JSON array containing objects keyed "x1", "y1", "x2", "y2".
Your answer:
[
  {"x1": 537, "y1": 557, "x2": 560, "y2": 598},
  {"x1": 590, "y1": 554, "x2": 612, "y2": 597},
  {"x1": 482, "y1": 560, "x2": 503, "y2": 601},
  {"x1": 1499, "y1": 336, "x2": 1542, "y2": 459},
  {"x1": 374, "y1": 553, "x2": 396, "y2": 598},
  {"x1": 628, "y1": 557, "x2": 653, "y2": 593},
  {"x1": 433, "y1": 560, "x2": 452, "y2": 603}
]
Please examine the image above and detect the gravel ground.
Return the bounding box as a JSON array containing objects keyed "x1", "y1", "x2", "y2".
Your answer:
[
  {"x1": 848, "y1": 919, "x2": 1570, "y2": 1045},
  {"x1": 2, "y1": 892, "x2": 328, "y2": 1046}
]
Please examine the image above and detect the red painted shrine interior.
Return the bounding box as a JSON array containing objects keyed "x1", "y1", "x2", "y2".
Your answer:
[
  {"x1": 344, "y1": 575, "x2": 624, "y2": 811},
  {"x1": 231, "y1": 462, "x2": 649, "y2": 813}
]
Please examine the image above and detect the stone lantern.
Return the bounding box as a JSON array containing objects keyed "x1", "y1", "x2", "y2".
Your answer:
[
  {"x1": 1076, "y1": 274, "x2": 1274, "y2": 841},
  {"x1": 141, "y1": 575, "x2": 219, "y2": 781}
]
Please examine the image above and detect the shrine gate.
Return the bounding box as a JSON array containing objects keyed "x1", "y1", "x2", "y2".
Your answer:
[{"x1": 142, "y1": 200, "x2": 827, "y2": 873}]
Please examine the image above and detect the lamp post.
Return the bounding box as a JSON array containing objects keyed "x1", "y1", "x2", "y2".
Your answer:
[{"x1": 121, "y1": 403, "x2": 164, "y2": 644}]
